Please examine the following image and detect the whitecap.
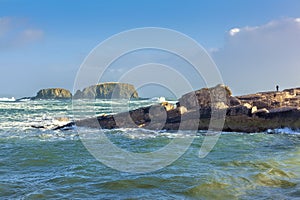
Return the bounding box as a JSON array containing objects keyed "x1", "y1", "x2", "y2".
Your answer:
[
  {"x1": 150, "y1": 97, "x2": 166, "y2": 103},
  {"x1": 267, "y1": 127, "x2": 300, "y2": 135},
  {"x1": 0, "y1": 97, "x2": 15, "y2": 102}
]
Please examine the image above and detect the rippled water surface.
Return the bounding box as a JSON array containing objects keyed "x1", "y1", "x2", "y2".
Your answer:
[{"x1": 1, "y1": 99, "x2": 300, "y2": 199}]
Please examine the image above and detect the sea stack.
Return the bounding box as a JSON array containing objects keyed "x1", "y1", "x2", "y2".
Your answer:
[
  {"x1": 34, "y1": 88, "x2": 72, "y2": 100},
  {"x1": 73, "y1": 82, "x2": 139, "y2": 99}
]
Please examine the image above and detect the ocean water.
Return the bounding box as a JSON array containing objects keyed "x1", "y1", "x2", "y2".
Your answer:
[{"x1": 1, "y1": 99, "x2": 300, "y2": 199}]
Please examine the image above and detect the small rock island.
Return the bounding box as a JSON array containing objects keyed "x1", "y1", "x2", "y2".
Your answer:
[
  {"x1": 33, "y1": 88, "x2": 72, "y2": 100},
  {"x1": 75, "y1": 85, "x2": 300, "y2": 133}
]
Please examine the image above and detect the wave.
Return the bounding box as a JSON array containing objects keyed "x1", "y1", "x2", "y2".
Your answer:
[
  {"x1": 16, "y1": 97, "x2": 32, "y2": 102},
  {"x1": 267, "y1": 127, "x2": 300, "y2": 135},
  {"x1": 0, "y1": 97, "x2": 15, "y2": 102},
  {"x1": 150, "y1": 97, "x2": 166, "y2": 103}
]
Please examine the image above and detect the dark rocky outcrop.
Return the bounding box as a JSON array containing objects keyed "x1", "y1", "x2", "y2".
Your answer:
[
  {"x1": 54, "y1": 85, "x2": 300, "y2": 133},
  {"x1": 34, "y1": 88, "x2": 72, "y2": 100},
  {"x1": 73, "y1": 82, "x2": 139, "y2": 99}
]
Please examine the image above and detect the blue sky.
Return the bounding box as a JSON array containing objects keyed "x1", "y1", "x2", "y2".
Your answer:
[{"x1": 1, "y1": 0, "x2": 300, "y2": 97}]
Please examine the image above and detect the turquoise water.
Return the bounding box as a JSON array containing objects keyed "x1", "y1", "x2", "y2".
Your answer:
[{"x1": 1, "y1": 99, "x2": 300, "y2": 199}]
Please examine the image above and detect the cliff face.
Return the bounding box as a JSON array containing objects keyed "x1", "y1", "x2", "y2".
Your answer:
[
  {"x1": 34, "y1": 88, "x2": 72, "y2": 100},
  {"x1": 73, "y1": 83, "x2": 139, "y2": 99}
]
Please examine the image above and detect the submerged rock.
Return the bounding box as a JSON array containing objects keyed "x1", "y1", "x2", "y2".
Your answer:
[{"x1": 73, "y1": 82, "x2": 139, "y2": 99}]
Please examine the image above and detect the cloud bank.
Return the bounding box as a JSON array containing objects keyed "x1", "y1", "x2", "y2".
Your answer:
[{"x1": 213, "y1": 18, "x2": 300, "y2": 95}]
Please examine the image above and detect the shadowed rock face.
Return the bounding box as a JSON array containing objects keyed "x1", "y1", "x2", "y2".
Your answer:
[
  {"x1": 57, "y1": 85, "x2": 300, "y2": 133},
  {"x1": 73, "y1": 83, "x2": 139, "y2": 99},
  {"x1": 34, "y1": 88, "x2": 72, "y2": 100}
]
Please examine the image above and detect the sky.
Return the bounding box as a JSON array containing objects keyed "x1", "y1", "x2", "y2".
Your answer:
[{"x1": 1, "y1": 0, "x2": 300, "y2": 98}]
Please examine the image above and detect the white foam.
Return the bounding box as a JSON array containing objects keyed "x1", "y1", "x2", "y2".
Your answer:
[
  {"x1": 267, "y1": 127, "x2": 300, "y2": 135},
  {"x1": 0, "y1": 97, "x2": 15, "y2": 102},
  {"x1": 18, "y1": 98, "x2": 31, "y2": 102},
  {"x1": 150, "y1": 97, "x2": 166, "y2": 103}
]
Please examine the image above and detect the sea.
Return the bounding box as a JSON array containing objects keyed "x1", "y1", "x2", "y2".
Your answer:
[{"x1": 1, "y1": 97, "x2": 300, "y2": 199}]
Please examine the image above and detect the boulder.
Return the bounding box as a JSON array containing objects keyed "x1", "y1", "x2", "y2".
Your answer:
[
  {"x1": 228, "y1": 103, "x2": 252, "y2": 116},
  {"x1": 178, "y1": 84, "x2": 232, "y2": 110},
  {"x1": 252, "y1": 100, "x2": 269, "y2": 109},
  {"x1": 161, "y1": 102, "x2": 174, "y2": 111},
  {"x1": 34, "y1": 88, "x2": 72, "y2": 100},
  {"x1": 178, "y1": 106, "x2": 188, "y2": 115},
  {"x1": 252, "y1": 108, "x2": 269, "y2": 117},
  {"x1": 73, "y1": 82, "x2": 138, "y2": 99},
  {"x1": 229, "y1": 96, "x2": 241, "y2": 106},
  {"x1": 251, "y1": 106, "x2": 258, "y2": 114},
  {"x1": 212, "y1": 102, "x2": 229, "y2": 110}
]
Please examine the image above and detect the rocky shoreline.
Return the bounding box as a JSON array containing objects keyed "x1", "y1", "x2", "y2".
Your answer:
[{"x1": 74, "y1": 85, "x2": 300, "y2": 133}]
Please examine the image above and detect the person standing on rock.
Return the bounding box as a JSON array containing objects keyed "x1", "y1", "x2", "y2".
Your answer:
[{"x1": 276, "y1": 85, "x2": 279, "y2": 92}]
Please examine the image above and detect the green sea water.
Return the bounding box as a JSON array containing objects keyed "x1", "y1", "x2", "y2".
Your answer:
[{"x1": 1, "y1": 99, "x2": 300, "y2": 199}]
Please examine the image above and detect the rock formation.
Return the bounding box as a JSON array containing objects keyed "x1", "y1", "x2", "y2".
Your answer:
[
  {"x1": 236, "y1": 88, "x2": 300, "y2": 109},
  {"x1": 53, "y1": 85, "x2": 300, "y2": 133},
  {"x1": 34, "y1": 88, "x2": 72, "y2": 100},
  {"x1": 73, "y1": 82, "x2": 139, "y2": 99}
]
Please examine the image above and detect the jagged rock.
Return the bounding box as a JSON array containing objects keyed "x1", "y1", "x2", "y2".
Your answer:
[
  {"x1": 178, "y1": 106, "x2": 187, "y2": 115},
  {"x1": 73, "y1": 82, "x2": 138, "y2": 99},
  {"x1": 251, "y1": 106, "x2": 258, "y2": 114},
  {"x1": 243, "y1": 103, "x2": 252, "y2": 109},
  {"x1": 178, "y1": 84, "x2": 232, "y2": 110},
  {"x1": 229, "y1": 96, "x2": 241, "y2": 106},
  {"x1": 161, "y1": 102, "x2": 174, "y2": 111},
  {"x1": 252, "y1": 108, "x2": 269, "y2": 117},
  {"x1": 34, "y1": 88, "x2": 72, "y2": 100},
  {"x1": 228, "y1": 103, "x2": 252, "y2": 116}
]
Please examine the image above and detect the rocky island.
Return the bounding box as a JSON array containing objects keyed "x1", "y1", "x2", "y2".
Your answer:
[
  {"x1": 33, "y1": 88, "x2": 72, "y2": 100},
  {"x1": 73, "y1": 82, "x2": 139, "y2": 99},
  {"x1": 73, "y1": 85, "x2": 300, "y2": 133},
  {"x1": 27, "y1": 82, "x2": 139, "y2": 100}
]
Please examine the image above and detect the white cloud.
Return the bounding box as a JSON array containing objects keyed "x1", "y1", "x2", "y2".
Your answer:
[
  {"x1": 0, "y1": 16, "x2": 44, "y2": 49},
  {"x1": 229, "y1": 28, "x2": 240, "y2": 36},
  {"x1": 213, "y1": 17, "x2": 300, "y2": 95}
]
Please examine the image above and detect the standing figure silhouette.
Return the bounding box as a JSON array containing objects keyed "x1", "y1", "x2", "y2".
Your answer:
[{"x1": 276, "y1": 85, "x2": 279, "y2": 92}]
